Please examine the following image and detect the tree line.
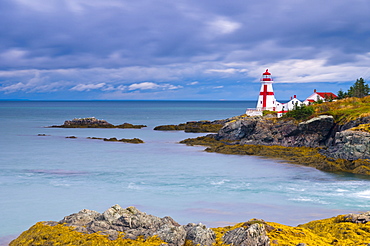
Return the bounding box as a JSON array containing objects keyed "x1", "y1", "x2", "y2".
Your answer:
[{"x1": 337, "y1": 78, "x2": 370, "y2": 99}]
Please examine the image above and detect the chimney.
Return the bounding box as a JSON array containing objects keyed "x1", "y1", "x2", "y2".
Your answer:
[
  {"x1": 314, "y1": 89, "x2": 317, "y2": 93},
  {"x1": 294, "y1": 95, "x2": 296, "y2": 98}
]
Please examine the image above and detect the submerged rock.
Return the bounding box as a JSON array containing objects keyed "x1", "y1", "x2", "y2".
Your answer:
[{"x1": 87, "y1": 137, "x2": 144, "y2": 144}]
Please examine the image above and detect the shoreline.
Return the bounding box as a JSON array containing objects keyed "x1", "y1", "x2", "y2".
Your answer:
[{"x1": 9, "y1": 205, "x2": 370, "y2": 245}]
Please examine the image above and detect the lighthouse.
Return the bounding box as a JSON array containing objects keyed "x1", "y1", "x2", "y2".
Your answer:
[{"x1": 256, "y1": 69, "x2": 277, "y2": 111}]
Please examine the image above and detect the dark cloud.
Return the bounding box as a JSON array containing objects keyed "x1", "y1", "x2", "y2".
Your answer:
[{"x1": 0, "y1": 0, "x2": 370, "y2": 99}]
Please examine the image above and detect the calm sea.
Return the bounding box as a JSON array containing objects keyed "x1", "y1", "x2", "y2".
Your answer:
[{"x1": 1, "y1": 101, "x2": 370, "y2": 244}]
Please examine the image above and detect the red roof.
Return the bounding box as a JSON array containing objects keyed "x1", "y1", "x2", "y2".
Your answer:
[
  {"x1": 306, "y1": 99, "x2": 315, "y2": 102},
  {"x1": 263, "y1": 69, "x2": 271, "y2": 75},
  {"x1": 316, "y1": 92, "x2": 337, "y2": 98}
]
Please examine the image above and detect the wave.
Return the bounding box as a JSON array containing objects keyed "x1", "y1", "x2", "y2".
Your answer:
[
  {"x1": 210, "y1": 179, "x2": 230, "y2": 185},
  {"x1": 354, "y1": 190, "x2": 370, "y2": 199}
]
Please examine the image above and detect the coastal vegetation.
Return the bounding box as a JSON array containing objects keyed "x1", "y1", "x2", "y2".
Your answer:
[
  {"x1": 10, "y1": 222, "x2": 165, "y2": 246},
  {"x1": 281, "y1": 96, "x2": 370, "y2": 124},
  {"x1": 312, "y1": 96, "x2": 370, "y2": 124},
  {"x1": 282, "y1": 78, "x2": 370, "y2": 123}
]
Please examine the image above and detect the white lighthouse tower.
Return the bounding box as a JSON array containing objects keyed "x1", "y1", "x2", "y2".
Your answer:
[{"x1": 256, "y1": 69, "x2": 277, "y2": 111}]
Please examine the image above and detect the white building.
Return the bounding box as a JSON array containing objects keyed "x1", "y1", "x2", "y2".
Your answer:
[
  {"x1": 246, "y1": 69, "x2": 337, "y2": 118},
  {"x1": 276, "y1": 95, "x2": 302, "y2": 118},
  {"x1": 304, "y1": 89, "x2": 338, "y2": 105}
]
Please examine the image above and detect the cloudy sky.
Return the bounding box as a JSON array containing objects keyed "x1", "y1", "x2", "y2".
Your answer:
[{"x1": 1, "y1": 0, "x2": 370, "y2": 100}]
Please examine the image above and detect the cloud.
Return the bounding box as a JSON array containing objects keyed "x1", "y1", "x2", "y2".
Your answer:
[
  {"x1": 70, "y1": 83, "x2": 106, "y2": 91},
  {"x1": 128, "y1": 82, "x2": 159, "y2": 90},
  {"x1": 128, "y1": 82, "x2": 183, "y2": 91},
  {"x1": 207, "y1": 17, "x2": 241, "y2": 35},
  {"x1": 1, "y1": 0, "x2": 370, "y2": 99}
]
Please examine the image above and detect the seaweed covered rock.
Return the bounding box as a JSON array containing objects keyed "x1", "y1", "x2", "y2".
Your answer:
[
  {"x1": 180, "y1": 136, "x2": 370, "y2": 175},
  {"x1": 10, "y1": 207, "x2": 370, "y2": 246},
  {"x1": 52, "y1": 117, "x2": 114, "y2": 128},
  {"x1": 116, "y1": 123, "x2": 147, "y2": 129},
  {"x1": 267, "y1": 212, "x2": 370, "y2": 245},
  {"x1": 51, "y1": 117, "x2": 146, "y2": 129},
  {"x1": 154, "y1": 120, "x2": 224, "y2": 133},
  {"x1": 87, "y1": 137, "x2": 144, "y2": 144},
  {"x1": 11, "y1": 205, "x2": 216, "y2": 246}
]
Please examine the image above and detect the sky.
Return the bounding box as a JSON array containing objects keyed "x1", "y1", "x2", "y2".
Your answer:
[{"x1": 1, "y1": 0, "x2": 370, "y2": 101}]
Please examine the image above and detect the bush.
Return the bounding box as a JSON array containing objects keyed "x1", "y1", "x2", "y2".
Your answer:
[{"x1": 283, "y1": 104, "x2": 314, "y2": 121}]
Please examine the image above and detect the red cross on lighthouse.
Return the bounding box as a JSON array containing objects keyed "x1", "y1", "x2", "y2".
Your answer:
[
  {"x1": 260, "y1": 84, "x2": 274, "y2": 108},
  {"x1": 255, "y1": 69, "x2": 276, "y2": 111}
]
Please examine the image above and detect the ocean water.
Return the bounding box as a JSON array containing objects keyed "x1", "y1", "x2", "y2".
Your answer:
[{"x1": 1, "y1": 101, "x2": 370, "y2": 244}]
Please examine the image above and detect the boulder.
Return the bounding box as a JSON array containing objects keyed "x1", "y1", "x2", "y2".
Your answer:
[
  {"x1": 184, "y1": 223, "x2": 216, "y2": 246},
  {"x1": 341, "y1": 211, "x2": 370, "y2": 224},
  {"x1": 222, "y1": 222, "x2": 270, "y2": 246}
]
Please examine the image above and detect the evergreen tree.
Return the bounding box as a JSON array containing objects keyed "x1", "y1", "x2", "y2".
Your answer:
[
  {"x1": 347, "y1": 78, "x2": 370, "y2": 98},
  {"x1": 337, "y1": 89, "x2": 348, "y2": 99}
]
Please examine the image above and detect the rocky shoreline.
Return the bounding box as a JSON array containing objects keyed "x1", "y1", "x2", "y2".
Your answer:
[
  {"x1": 179, "y1": 112, "x2": 370, "y2": 176},
  {"x1": 10, "y1": 205, "x2": 370, "y2": 245},
  {"x1": 154, "y1": 120, "x2": 226, "y2": 133}
]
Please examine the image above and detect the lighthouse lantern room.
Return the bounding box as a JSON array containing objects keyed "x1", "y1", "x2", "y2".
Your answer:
[{"x1": 256, "y1": 69, "x2": 277, "y2": 111}]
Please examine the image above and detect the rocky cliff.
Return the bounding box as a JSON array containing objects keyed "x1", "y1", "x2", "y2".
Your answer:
[{"x1": 215, "y1": 114, "x2": 370, "y2": 162}]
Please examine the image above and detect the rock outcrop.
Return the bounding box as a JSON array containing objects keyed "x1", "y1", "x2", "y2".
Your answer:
[
  {"x1": 340, "y1": 211, "x2": 370, "y2": 224},
  {"x1": 48, "y1": 205, "x2": 218, "y2": 246},
  {"x1": 216, "y1": 115, "x2": 335, "y2": 148},
  {"x1": 10, "y1": 205, "x2": 276, "y2": 246},
  {"x1": 214, "y1": 115, "x2": 370, "y2": 162},
  {"x1": 322, "y1": 130, "x2": 370, "y2": 160},
  {"x1": 51, "y1": 117, "x2": 147, "y2": 129},
  {"x1": 11, "y1": 207, "x2": 370, "y2": 246}
]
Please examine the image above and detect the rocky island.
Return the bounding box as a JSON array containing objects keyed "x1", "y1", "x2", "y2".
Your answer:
[
  {"x1": 153, "y1": 116, "x2": 248, "y2": 133},
  {"x1": 87, "y1": 136, "x2": 144, "y2": 144},
  {"x1": 50, "y1": 117, "x2": 147, "y2": 129},
  {"x1": 181, "y1": 96, "x2": 370, "y2": 176},
  {"x1": 10, "y1": 205, "x2": 370, "y2": 245}
]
